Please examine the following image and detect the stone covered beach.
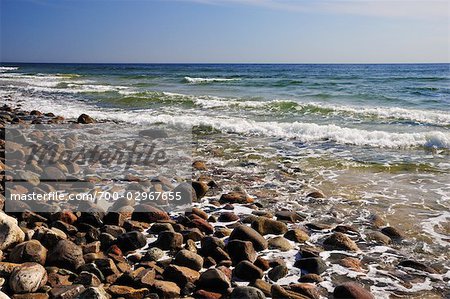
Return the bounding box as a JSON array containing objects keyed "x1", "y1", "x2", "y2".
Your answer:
[{"x1": 0, "y1": 104, "x2": 449, "y2": 299}]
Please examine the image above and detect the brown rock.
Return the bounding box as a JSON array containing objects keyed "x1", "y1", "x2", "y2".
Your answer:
[
  {"x1": 229, "y1": 225, "x2": 268, "y2": 251},
  {"x1": 9, "y1": 240, "x2": 47, "y2": 265},
  {"x1": 233, "y1": 260, "x2": 263, "y2": 282},
  {"x1": 333, "y1": 282, "x2": 374, "y2": 299},
  {"x1": 47, "y1": 240, "x2": 85, "y2": 271},
  {"x1": 226, "y1": 240, "x2": 257, "y2": 265},
  {"x1": 131, "y1": 204, "x2": 170, "y2": 223},
  {"x1": 284, "y1": 229, "x2": 309, "y2": 243},
  {"x1": 152, "y1": 280, "x2": 181, "y2": 298},
  {"x1": 174, "y1": 249, "x2": 203, "y2": 271},
  {"x1": 219, "y1": 192, "x2": 253, "y2": 204},
  {"x1": 323, "y1": 232, "x2": 359, "y2": 251},
  {"x1": 108, "y1": 285, "x2": 148, "y2": 299},
  {"x1": 77, "y1": 114, "x2": 94, "y2": 124},
  {"x1": 153, "y1": 231, "x2": 183, "y2": 250},
  {"x1": 339, "y1": 257, "x2": 363, "y2": 272},
  {"x1": 197, "y1": 269, "x2": 231, "y2": 293},
  {"x1": 163, "y1": 264, "x2": 200, "y2": 286}
]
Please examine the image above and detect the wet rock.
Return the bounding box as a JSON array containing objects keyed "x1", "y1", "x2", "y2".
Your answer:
[
  {"x1": 218, "y1": 212, "x2": 239, "y2": 222},
  {"x1": 116, "y1": 231, "x2": 147, "y2": 252},
  {"x1": 369, "y1": 213, "x2": 385, "y2": 228},
  {"x1": 192, "y1": 161, "x2": 207, "y2": 170},
  {"x1": 339, "y1": 257, "x2": 363, "y2": 272},
  {"x1": 294, "y1": 257, "x2": 328, "y2": 275},
  {"x1": 381, "y1": 226, "x2": 404, "y2": 241},
  {"x1": 9, "y1": 240, "x2": 47, "y2": 265},
  {"x1": 366, "y1": 231, "x2": 392, "y2": 245},
  {"x1": 153, "y1": 231, "x2": 183, "y2": 250},
  {"x1": 192, "y1": 181, "x2": 209, "y2": 199},
  {"x1": 276, "y1": 211, "x2": 305, "y2": 223},
  {"x1": 148, "y1": 222, "x2": 174, "y2": 234},
  {"x1": 226, "y1": 240, "x2": 257, "y2": 265},
  {"x1": 131, "y1": 204, "x2": 170, "y2": 223},
  {"x1": 163, "y1": 264, "x2": 200, "y2": 287},
  {"x1": 229, "y1": 225, "x2": 268, "y2": 251},
  {"x1": 254, "y1": 256, "x2": 270, "y2": 271},
  {"x1": 230, "y1": 286, "x2": 265, "y2": 299},
  {"x1": 284, "y1": 229, "x2": 309, "y2": 243},
  {"x1": 333, "y1": 282, "x2": 374, "y2": 299},
  {"x1": 251, "y1": 217, "x2": 288, "y2": 235},
  {"x1": 268, "y1": 265, "x2": 288, "y2": 282},
  {"x1": 197, "y1": 269, "x2": 231, "y2": 293},
  {"x1": 298, "y1": 273, "x2": 323, "y2": 283},
  {"x1": 219, "y1": 192, "x2": 253, "y2": 204},
  {"x1": 193, "y1": 289, "x2": 223, "y2": 299},
  {"x1": 174, "y1": 249, "x2": 203, "y2": 271},
  {"x1": 152, "y1": 280, "x2": 181, "y2": 298},
  {"x1": 251, "y1": 279, "x2": 272, "y2": 296},
  {"x1": 306, "y1": 191, "x2": 325, "y2": 198},
  {"x1": 47, "y1": 240, "x2": 85, "y2": 271},
  {"x1": 268, "y1": 236, "x2": 293, "y2": 251},
  {"x1": 289, "y1": 283, "x2": 320, "y2": 299},
  {"x1": 234, "y1": 260, "x2": 263, "y2": 281},
  {"x1": 9, "y1": 262, "x2": 47, "y2": 293},
  {"x1": 143, "y1": 247, "x2": 164, "y2": 262},
  {"x1": 323, "y1": 232, "x2": 359, "y2": 251},
  {"x1": 190, "y1": 217, "x2": 214, "y2": 234},
  {"x1": 108, "y1": 285, "x2": 148, "y2": 299},
  {"x1": 77, "y1": 114, "x2": 94, "y2": 124},
  {"x1": 271, "y1": 284, "x2": 307, "y2": 299},
  {"x1": 49, "y1": 285, "x2": 86, "y2": 299},
  {"x1": 398, "y1": 260, "x2": 438, "y2": 274},
  {"x1": 0, "y1": 212, "x2": 26, "y2": 250}
]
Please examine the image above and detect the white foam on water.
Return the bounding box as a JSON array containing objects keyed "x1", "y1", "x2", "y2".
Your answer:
[
  {"x1": 183, "y1": 76, "x2": 240, "y2": 84},
  {"x1": 0, "y1": 66, "x2": 19, "y2": 72},
  {"x1": 420, "y1": 211, "x2": 450, "y2": 247}
]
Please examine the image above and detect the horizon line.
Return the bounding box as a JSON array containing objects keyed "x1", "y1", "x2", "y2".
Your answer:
[{"x1": 1, "y1": 61, "x2": 450, "y2": 65}]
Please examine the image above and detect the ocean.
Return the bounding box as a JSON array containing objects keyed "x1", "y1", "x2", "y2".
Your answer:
[{"x1": 1, "y1": 63, "x2": 449, "y2": 295}]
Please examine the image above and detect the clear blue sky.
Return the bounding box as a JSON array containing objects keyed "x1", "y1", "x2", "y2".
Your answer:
[{"x1": 1, "y1": 0, "x2": 448, "y2": 63}]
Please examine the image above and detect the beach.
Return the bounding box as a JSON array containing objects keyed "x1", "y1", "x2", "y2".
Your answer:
[{"x1": 0, "y1": 64, "x2": 449, "y2": 298}]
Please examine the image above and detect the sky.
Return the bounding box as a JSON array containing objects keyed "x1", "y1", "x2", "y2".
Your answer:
[{"x1": 0, "y1": 0, "x2": 449, "y2": 63}]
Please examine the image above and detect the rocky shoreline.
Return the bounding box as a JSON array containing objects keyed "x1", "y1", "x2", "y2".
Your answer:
[{"x1": 0, "y1": 104, "x2": 448, "y2": 299}]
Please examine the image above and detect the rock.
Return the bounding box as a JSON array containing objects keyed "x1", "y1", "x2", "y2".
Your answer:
[
  {"x1": 11, "y1": 293, "x2": 49, "y2": 299},
  {"x1": 16, "y1": 170, "x2": 40, "y2": 186},
  {"x1": 226, "y1": 240, "x2": 257, "y2": 265},
  {"x1": 9, "y1": 262, "x2": 47, "y2": 293},
  {"x1": 268, "y1": 236, "x2": 293, "y2": 251},
  {"x1": 197, "y1": 269, "x2": 231, "y2": 293},
  {"x1": 229, "y1": 225, "x2": 268, "y2": 251},
  {"x1": 193, "y1": 289, "x2": 223, "y2": 299},
  {"x1": 268, "y1": 265, "x2": 288, "y2": 282},
  {"x1": 251, "y1": 217, "x2": 288, "y2": 235},
  {"x1": 153, "y1": 231, "x2": 183, "y2": 250},
  {"x1": 94, "y1": 258, "x2": 121, "y2": 277},
  {"x1": 219, "y1": 192, "x2": 253, "y2": 204},
  {"x1": 148, "y1": 223, "x2": 174, "y2": 234},
  {"x1": 9, "y1": 240, "x2": 47, "y2": 265},
  {"x1": 49, "y1": 285, "x2": 86, "y2": 299},
  {"x1": 33, "y1": 227, "x2": 67, "y2": 249},
  {"x1": 234, "y1": 260, "x2": 263, "y2": 281},
  {"x1": 108, "y1": 285, "x2": 148, "y2": 299},
  {"x1": 143, "y1": 247, "x2": 164, "y2": 262},
  {"x1": 0, "y1": 212, "x2": 26, "y2": 250},
  {"x1": 339, "y1": 257, "x2": 363, "y2": 272},
  {"x1": 298, "y1": 273, "x2": 323, "y2": 283},
  {"x1": 230, "y1": 286, "x2": 265, "y2": 299},
  {"x1": 163, "y1": 264, "x2": 200, "y2": 286},
  {"x1": 131, "y1": 204, "x2": 170, "y2": 223},
  {"x1": 398, "y1": 260, "x2": 438, "y2": 274},
  {"x1": 192, "y1": 181, "x2": 209, "y2": 199},
  {"x1": 218, "y1": 212, "x2": 239, "y2": 222},
  {"x1": 251, "y1": 279, "x2": 272, "y2": 296},
  {"x1": 190, "y1": 217, "x2": 214, "y2": 234},
  {"x1": 289, "y1": 284, "x2": 320, "y2": 299},
  {"x1": 276, "y1": 211, "x2": 305, "y2": 223},
  {"x1": 174, "y1": 249, "x2": 203, "y2": 271},
  {"x1": 323, "y1": 232, "x2": 359, "y2": 251},
  {"x1": 381, "y1": 226, "x2": 404, "y2": 240},
  {"x1": 284, "y1": 229, "x2": 309, "y2": 243},
  {"x1": 192, "y1": 161, "x2": 207, "y2": 170},
  {"x1": 77, "y1": 114, "x2": 95, "y2": 124},
  {"x1": 366, "y1": 231, "x2": 392, "y2": 245},
  {"x1": 306, "y1": 191, "x2": 325, "y2": 198},
  {"x1": 47, "y1": 240, "x2": 85, "y2": 271},
  {"x1": 294, "y1": 257, "x2": 328, "y2": 275},
  {"x1": 271, "y1": 284, "x2": 309, "y2": 299},
  {"x1": 116, "y1": 231, "x2": 147, "y2": 252},
  {"x1": 254, "y1": 257, "x2": 270, "y2": 271},
  {"x1": 368, "y1": 213, "x2": 385, "y2": 228},
  {"x1": 333, "y1": 282, "x2": 374, "y2": 299},
  {"x1": 73, "y1": 271, "x2": 101, "y2": 286},
  {"x1": 152, "y1": 280, "x2": 181, "y2": 298},
  {"x1": 78, "y1": 287, "x2": 110, "y2": 299}
]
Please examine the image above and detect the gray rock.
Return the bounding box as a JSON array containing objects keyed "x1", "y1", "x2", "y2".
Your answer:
[
  {"x1": 9, "y1": 262, "x2": 48, "y2": 293},
  {"x1": 0, "y1": 212, "x2": 25, "y2": 251},
  {"x1": 47, "y1": 240, "x2": 85, "y2": 271}
]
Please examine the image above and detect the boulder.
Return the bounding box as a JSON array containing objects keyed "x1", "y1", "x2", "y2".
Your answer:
[
  {"x1": 9, "y1": 240, "x2": 47, "y2": 265},
  {"x1": 381, "y1": 226, "x2": 404, "y2": 241},
  {"x1": 230, "y1": 286, "x2": 265, "y2": 299},
  {"x1": 229, "y1": 225, "x2": 268, "y2": 251},
  {"x1": 197, "y1": 269, "x2": 231, "y2": 293},
  {"x1": 284, "y1": 229, "x2": 309, "y2": 243},
  {"x1": 173, "y1": 249, "x2": 203, "y2": 271},
  {"x1": 163, "y1": 264, "x2": 200, "y2": 286},
  {"x1": 0, "y1": 212, "x2": 25, "y2": 251},
  {"x1": 268, "y1": 265, "x2": 288, "y2": 282},
  {"x1": 251, "y1": 217, "x2": 288, "y2": 235},
  {"x1": 108, "y1": 285, "x2": 148, "y2": 299},
  {"x1": 333, "y1": 282, "x2": 374, "y2": 299},
  {"x1": 142, "y1": 247, "x2": 164, "y2": 262},
  {"x1": 116, "y1": 231, "x2": 147, "y2": 252},
  {"x1": 152, "y1": 280, "x2": 181, "y2": 298},
  {"x1": 268, "y1": 236, "x2": 293, "y2": 251},
  {"x1": 233, "y1": 260, "x2": 263, "y2": 281},
  {"x1": 9, "y1": 262, "x2": 47, "y2": 293},
  {"x1": 226, "y1": 240, "x2": 257, "y2": 265},
  {"x1": 47, "y1": 240, "x2": 85, "y2": 271},
  {"x1": 77, "y1": 114, "x2": 94, "y2": 124},
  {"x1": 323, "y1": 232, "x2": 359, "y2": 251},
  {"x1": 152, "y1": 231, "x2": 183, "y2": 250},
  {"x1": 131, "y1": 204, "x2": 170, "y2": 223},
  {"x1": 294, "y1": 257, "x2": 328, "y2": 275},
  {"x1": 219, "y1": 192, "x2": 253, "y2": 204}
]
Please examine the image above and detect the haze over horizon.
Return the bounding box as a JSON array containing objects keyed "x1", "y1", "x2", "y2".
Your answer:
[{"x1": 1, "y1": 0, "x2": 449, "y2": 64}]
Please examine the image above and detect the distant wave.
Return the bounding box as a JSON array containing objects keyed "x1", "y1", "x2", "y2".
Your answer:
[
  {"x1": 183, "y1": 76, "x2": 240, "y2": 84},
  {"x1": 0, "y1": 66, "x2": 19, "y2": 72}
]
